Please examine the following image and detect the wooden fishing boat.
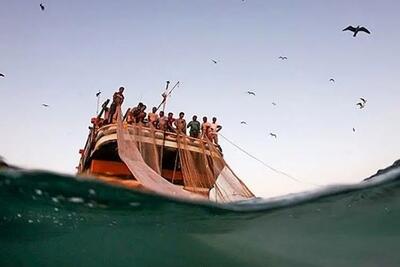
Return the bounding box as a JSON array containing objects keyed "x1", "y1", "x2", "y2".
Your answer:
[
  {"x1": 77, "y1": 122, "x2": 223, "y2": 197},
  {"x1": 77, "y1": 92, "x2": 254, "y2": 202}
]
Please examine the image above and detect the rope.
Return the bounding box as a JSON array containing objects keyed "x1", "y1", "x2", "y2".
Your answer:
[
  {"x1": 171, "y1": 136, "x2": 180, "y2": 184},
  {"x1": 218, "y1": 133, "x2": 321, "y2": 187}
]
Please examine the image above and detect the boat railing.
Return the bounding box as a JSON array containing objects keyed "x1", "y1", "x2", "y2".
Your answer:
[{"x1": 94, "y1": 123, "x2": 217, "y2": 151}]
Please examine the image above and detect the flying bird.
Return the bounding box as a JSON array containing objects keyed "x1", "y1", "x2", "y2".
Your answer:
[
  {"x1": 356, "y1": 97, "x2": 367, "y2": 109},
  {"x1": 211, "y1": 59, "x2": 218, "y2": 64},
  {"x1": 272, "y1": 102, "x2": 277, "y2": 106},
  {"x1": 240, "y1": 121, "x2": 247, "y2": 125},
  {"x1": 329, "y1": 78, "x2": 335, "y2": 82},
  {"x1": 342, "y1": 25, "x2": 371, "y2": 37},
  {"x1": 278, "y1": 56, "x2": 288, "y2": 60},
  {"x1": 0, "y1": 73, "x2": 4, "y2": 78},
  {"x1": 269, "y1": 132, "x2": 277, "y2": 138},
  {"x1": 353, "y1": 128, "x2": 356, "y2": 132},
  {"x1": 40, "y1": 3, "x2": 45, "y2": 11},
  {"x1": 356, "y1": 102, "x2": 365, "y2": 109},
  {"x1": 96, "y1": 91, "x2": 101, "y2": 97},
  {"x1": 246, "y1": 91, "x2": 256, "y2": 96},
  {"x1": 42, "y1": 103, "x2": 49, "y2": 107}
]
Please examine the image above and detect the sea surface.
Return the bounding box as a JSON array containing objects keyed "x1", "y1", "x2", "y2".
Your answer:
[{"x1": 1, "y1": 166, "x2": 400, "y2": 267}]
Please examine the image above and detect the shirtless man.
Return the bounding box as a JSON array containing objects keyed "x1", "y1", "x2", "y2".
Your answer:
[
  {"x1": 108, "y1": 87, "x2": 125, "y2": 123},
  {"x1": 157, "y1": 111, "x2": 167, "y2": 131},
  {"x1": 201, "y1": 116, "x2": 211, "y2": 139},
  {"x1": 166, "y1": 112, "x2": 176, "y2": 132},
  {"x1": 130, "y1": 102, "x2": 144, "y2": 123},
  {"x1": 187, "y1": 115, "x2": 200, "y2": 138},
  {"x1": 174, "y1": 112, "x2": 187, "y2": 134},
  {"x1": 136, "y1": 105, "x2": 147, "y2": 123},
  {"x1": 210, "y1": 117, "x2": 222, "y2": 144},
  {"x1": 147, "y1": 107, "x2": 159, "y2": 127}
]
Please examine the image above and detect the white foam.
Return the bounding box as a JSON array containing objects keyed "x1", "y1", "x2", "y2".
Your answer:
[{"x1": 68, "y1": 197, "x2": 85, "y2": 204}]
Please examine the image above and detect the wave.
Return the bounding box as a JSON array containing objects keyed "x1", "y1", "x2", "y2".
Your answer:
[{"x1": 1, "y1": 162, "x2": 400, "y2": 266}]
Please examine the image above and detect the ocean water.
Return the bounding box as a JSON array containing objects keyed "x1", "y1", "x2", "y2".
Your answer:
[{"x1": 1, "y1": 168, "x2": 400, "y2": 267}]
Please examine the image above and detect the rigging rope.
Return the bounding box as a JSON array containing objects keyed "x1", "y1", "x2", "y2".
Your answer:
[{"x1": 218, "y1": 133, "x2": 321, "y2": 187}]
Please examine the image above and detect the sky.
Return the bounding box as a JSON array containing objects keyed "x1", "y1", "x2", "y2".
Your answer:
[{"x1": 1, "y1": 0, "x2": 400, "y2": 197}]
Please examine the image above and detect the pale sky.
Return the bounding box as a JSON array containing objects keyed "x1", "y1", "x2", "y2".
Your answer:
[{"x1": 1, "y1": 0, "x2": 400, "y2": 197}]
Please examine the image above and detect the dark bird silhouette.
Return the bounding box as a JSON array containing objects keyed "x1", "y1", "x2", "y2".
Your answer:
[
  {"x1": 343, "y1": 25, "x2": 370, "y2": 37},
  {"x1": 356, "y1": 97, "x2": 367, "y2": 109},
  {"x1": 0, "y1": 73, "x2": 4, "y2": 78},
  {"x1": 272, "y1": 102, "x2": 277, "y2": 106},
  {"x1": 40, "y1": 3, "x2": 45, "y2": 11},
  {"x1": 329, "y1": 78, "x2": 335, "y2": 82},
  {"x1": 211, "y1": 59, "x2": 218, "y2": 64},
  {"x1": 269, "y1": 133, "x2": 277, "y2": 138},
  {"x1": 356, "y1": 102, "x2": 365, "y2": 109},
  {"x1": 96, "y1": 91, "x2": 101, "y2": 97},
  {"x1": 240, "y1": 121, "x2": 247, "y2": 125},
  {"x1": 353, "y1": 128, "x2": 356, "y2": 132},
  {"x1": 42, "y1": 103, "x2": 49, "y2": 107},
  {"x1": 278, "y1": 56, "x2": 288, "y2": 60},
  {"x1": 246, "y1": 91, "x2": 256, "y2": 96}
]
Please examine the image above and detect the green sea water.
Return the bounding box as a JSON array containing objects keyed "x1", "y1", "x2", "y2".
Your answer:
[{"x1": 1, "y1": 169, "x2": 400, "y2": 267}]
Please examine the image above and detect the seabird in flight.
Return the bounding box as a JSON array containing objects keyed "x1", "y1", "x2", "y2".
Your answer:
[
  {"x1": 356, "y1": 102, "x2": 365, "y2": 109},
  {"x1": 343, "y1": 25, "x2": 371, "y2": 37},
  {"x1": 246, "y1": 91, "x2": 256, "y2": 96}
]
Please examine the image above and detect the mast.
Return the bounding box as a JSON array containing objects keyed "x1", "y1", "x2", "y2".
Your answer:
[{"x1": 156, "y1": 81, "x2": 180, "y2": 112}]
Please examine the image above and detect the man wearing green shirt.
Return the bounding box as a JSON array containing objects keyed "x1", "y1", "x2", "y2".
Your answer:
[{"x1": 187, "y1": 115, "x2": 200, "y2": 138}]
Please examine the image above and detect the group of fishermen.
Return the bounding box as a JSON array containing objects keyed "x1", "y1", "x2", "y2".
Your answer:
[{"x1": 102, "y1": 87, "x2": 223, "y2": 145}]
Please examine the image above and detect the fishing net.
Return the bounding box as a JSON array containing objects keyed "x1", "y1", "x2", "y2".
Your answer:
[
  {"x1": 176, "y1": 134, "x2": 216, "y2": 192},
  {"x1": 176, "y1": 134, "x2": 255, "y2": 202},
  {"x1": 116, "y1": 106, "x2": 201, "y2": 200},
  {"x1": 116, "y1": 106, "x2": 254, "y2": 202},
  {"x1": 134, "y1": 124, "x2": 161, "y2": 175}
]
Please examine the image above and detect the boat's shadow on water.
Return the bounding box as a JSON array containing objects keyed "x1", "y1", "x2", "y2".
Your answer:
[{"x1": 1, "y1": 168, "x2": 400, "y2": 267}]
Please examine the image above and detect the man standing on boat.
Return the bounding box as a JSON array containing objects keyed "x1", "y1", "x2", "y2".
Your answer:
[
  {"x1": 174, "y1": 112, "x2": 187, "y2": 134},
  {"x1": 147, "y1": 107, "x2": 159, "y2": 127},
  {"x1": 157, "y1": 111, "x2": 167, "y2": 130},
  {"x1": 166, "y1": 112, "x2": 176, "y2": 132},
  {"x1": 108, "y1": 87, "x2": 125, "y2": 124},
  {"x1": 201, "y1": 116, "x2": 211, "y2": 139},
  {"x1": 210, "y1": 117, "x2": 222, "y2": 145},
  {"x1": 187, "y1": 115, "x2": 200, "y2": 138},
  {"x1": 136, "y1": 104, "x2": 147, "y2": 123}
]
